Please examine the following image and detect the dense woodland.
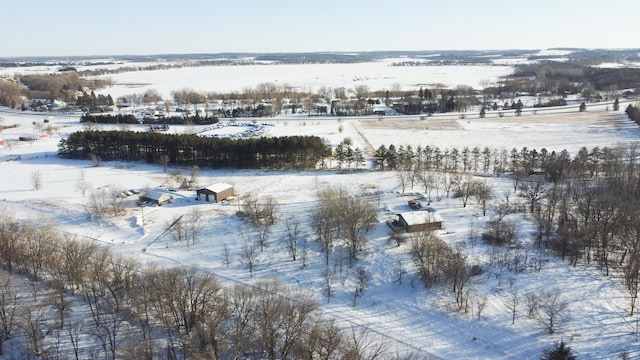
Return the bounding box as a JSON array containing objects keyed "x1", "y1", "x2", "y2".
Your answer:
[
  {"x1": 58, "y1": 131, "x2": 331, "y2": 170},
  {"x1": 0, "y1": 216, "x2": 397, "y2": 360}
]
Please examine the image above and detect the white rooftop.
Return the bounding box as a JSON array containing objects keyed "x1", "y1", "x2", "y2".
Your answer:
[
  {"x1": 398, "y1": 211, "x2": 442, "y2": 226},
  {"x1": 200, "y1": 183, "x2": 233, "y2": 193}
]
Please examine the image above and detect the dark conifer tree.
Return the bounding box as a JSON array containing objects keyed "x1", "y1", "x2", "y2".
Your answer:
[{"x1": 540, "y1": 340, "x2": 576, "y2": 360}]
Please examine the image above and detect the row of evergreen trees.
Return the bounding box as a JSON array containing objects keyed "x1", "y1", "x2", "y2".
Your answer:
[
  {"x1": 58, "y1": 130, "x2": 331, "y2": 169},
  {"x1": 80, "y1": 113, "x2": 220, "y2": 125},
  {"x1": 626, "y1": 103, "x2": 640, "y2": 125},
  {"x1": 373, "y1": 143, "x2": 635, "y2": 182}
]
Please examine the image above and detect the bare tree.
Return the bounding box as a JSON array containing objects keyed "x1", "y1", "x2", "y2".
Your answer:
[
  {"x1": 90, "y1": 153, "x2": 101, "y2": 167},
  {"x1": 315, "y1": 187, "x2": 377, "y2": 267},
  {"x1": 60, "y1": 235, "x2": 99, "y2": 294},
  {"x1": 240, "y1": 193, "x2": 279, "y2": 226},
  {"x1": 474, "y1": 294, "x2": 488, "y2": 320},
  {"x1": 312, "y1": 202, "x2": 338, "y2": 266},
  {"x1": 256, "y1": 222, "x2": 270, "y2": 252},
  {"x1": 228, "y1": 284, "x2": 256, "y2": 357},
  {"x1": 534, "y1": 288, "x2": 569, "y2": 334},
  {"x1": 0, "y1": 213, "x2": 20, "y2": 271},
  {"x1": 353, "y1": 266, "x2": 370, "y2": 307},
  {"x1": 126, "y1": 273, "x2": 158, "y2": 360},
  {"x1": 45, "y1": 275, "x2": 72, "y2": 330},
  {"x1": 300, "y1": 235, "x2": 309, "y2": 268},
  {"x1": 168, "y1": 214, "x2": 186, "y2": 244},
  {"x1": 440, "y1": 172, "x2": 458, "y2": 198},
  {"x1": 31, "y1": 170, "x2": 42, "y2": 190},
  {"x1": 474, "y1": 180, "x2": 492, "y2": 216},
  {"x1": 410, "y1": 231, "x2": 448, "y2": 288},
  {"x1": 0, "y1": 272, "x2": 18, "y2": 356},
  {"x1": 242, "y1": 241, "x2": 257, "y2": 276},
  {"x1": 302, "y1": 318, "x2": 344, "y2": 359},
  {"x1": 159, "y1": 154, "x2": 170, "y2": 173},
  {"x1": 322, "y1": 267, "x2": 336, "y2": 303},
  {"x1": 75, "y1": 180, "x2": 90, "y2": 198},
  {"x1": 417, "y1": 170, "x2": 436, "y2": 202},
  {"x1": 188, "y1": 165, "x2": 201, "y2": 189},
  {"x1": 223, "y1": 245, "x2": 232, "y2": 268},
  {"x1": 444, "y1": 248, "x2": 474, "y2": 311},
  {"x1": 186, "y1": 208, "x2": 203, "y2": 246},
  {"x1": 65, "y1": 321, "x2": 83, "y2": 360},
  {"x1": 17, "y1": 304, "x2": 53, "y2": 358},
  {"x1": 107, "y1": 185, "x2": 126, "y2": 217},
  {"x1": 262, "y1": 196, "x2": 280, "y2": 226},
  {"x1": 284, "y1": 219, "x2": 300, "y2": 261},
  {"x1": 17, "y1": 220, "x2": 57, "y2": 282},
  {"x1": 252, "y1": 279, "x2": 319, "y2": 360},
  {"x1": 454, "y1": 175, "x2": 477, "y2": 208},
  {"x1": 525, "y1": 291, "x2": 540, "y2": 318},
  {"x1": 504, "y1": 280, "x2": 520, "y2": 325},
  {"x1": 343, "y1": 325, "x2": 390, "y2": 360},
  {"x1": 396, "y1": 167, "x2": 412, "y2": 193},
  {"x1": 87, "y1": 188, "x2": 110, "y2": 219},
  {"x1": 520, "y1": 178, "x2": 547, "y2": 213}
]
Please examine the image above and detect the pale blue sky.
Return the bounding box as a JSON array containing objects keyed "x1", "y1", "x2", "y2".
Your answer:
[{"x1": 2, "y1": 0, "x2": 638, "y2": 57}]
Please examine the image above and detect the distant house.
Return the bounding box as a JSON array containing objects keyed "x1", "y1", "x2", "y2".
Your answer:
[
  {"x1": 196, "y1": 183, "x2": 234, "y2": 203},
  {"x1": 19, "y1": 134, "x2": 47, "y2": 141},
  {"x1": 140, "y1": 190, "x2": 173, "y2": 206},
  {"x1": 396, "y1": 211, "x2": 443, "y2": 233}
]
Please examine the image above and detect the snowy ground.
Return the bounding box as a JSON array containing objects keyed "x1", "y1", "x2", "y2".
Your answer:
[{"x1": 1, "y1": 103, "x2": 640, "y2": 359}]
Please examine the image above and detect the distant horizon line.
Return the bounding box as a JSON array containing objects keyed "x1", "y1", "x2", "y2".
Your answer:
[{"x1": 3, "y1": 47, "x2": 638, "y2": 61}]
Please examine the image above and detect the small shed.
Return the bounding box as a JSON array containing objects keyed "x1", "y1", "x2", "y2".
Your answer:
[
  {"x1": 19, "y1": 134, "x2": 47, "y2": 141},
  {"x1": 140, "y1": 190, "x2": 173, "y2": 206},
  {"x1": 397, "y1": 211, "x2": 443, "y2": 233},
  {"x1": 196, "y1": 183, "x2": 234, "y2": 202}
]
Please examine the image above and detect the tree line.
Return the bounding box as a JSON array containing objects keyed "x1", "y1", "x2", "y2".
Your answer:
[
  {"x1": 626, "y1": 103, "x2": 640, "y2": 125},
  {"x1": 373, "y1": 143, "x2": 576, "y2": 181},
  {"x1": 80, "y1": 113, "x2": 220, "y2": 125},
  {"x1": 58, "y1": 130, "x2": 331, "y2": 170}
]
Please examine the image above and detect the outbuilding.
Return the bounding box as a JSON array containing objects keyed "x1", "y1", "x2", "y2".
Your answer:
[
  {"x1": 140, "y1": 190, "x2": 173, "y2": 206},
  {"x1": 196, "y1": 183, "x2": 234, "y2": 202},
  {"x1": 18, "y1": 134, "x2": 47, "y2": 141},
  {"x1": 397, "y1": 211, "x2": 443, "y2": 233}
]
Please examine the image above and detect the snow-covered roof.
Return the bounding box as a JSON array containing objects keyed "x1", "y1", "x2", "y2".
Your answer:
[
  {"x1": 142, "y1": 190, "x2": 172, "y2": 203},
  {"x1": 200, "y1": 183, "x2": 233, "y2": 193},
  {"x1": 398, "y1": 211, "x2": 442, "y2": 226}
]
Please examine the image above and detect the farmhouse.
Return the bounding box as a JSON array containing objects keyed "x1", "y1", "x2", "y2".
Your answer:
[
  {"x1": 140, "y1": 190, "x2": 173, "y2": 206},
  {"x1": 396, "y1": 211, "x2": 443, "y2": 233},
  {"x1": 196, "y1": 183, "x2": 234, "y2": 202}
]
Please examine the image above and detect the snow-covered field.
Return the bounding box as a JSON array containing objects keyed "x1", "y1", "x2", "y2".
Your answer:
[
  {"x1": 1, "y1": 55, "x2": 640, "y2": 358},
  {"x1": 1, "y1": 99, "x2": 640, "y2": 359},
  {"x1": 89, "y1": 60, "x2": 514, "y2": 99}
]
